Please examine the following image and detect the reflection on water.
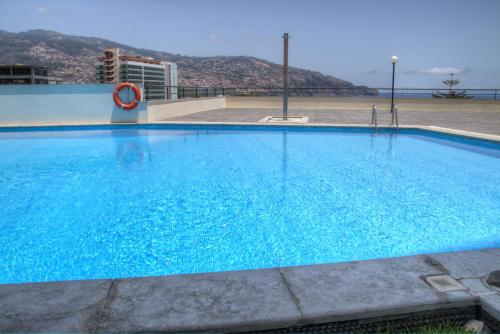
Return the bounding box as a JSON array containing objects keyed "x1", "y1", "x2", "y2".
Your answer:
[
  {"x1": 111, "y1": 128, "x2": 212, "y2": 170},
  {"x1": 116, "y1": 142, "x2": 146, "y2": 169},
  {"x1": 281, "y1": 131, "x2": 288, "y2": 181},
  {"x1": 112, "y1": 129, "x2": 151, "y2": 170},
  {"x1": 369, "y1": 131, "x2": 398, "y2": 158},
  {"x1": 281, "y1": 131, "x2": 288, "y2": 201},
  {"x1": 387, "y1": 133, "x2": 397, "y2": 158}
]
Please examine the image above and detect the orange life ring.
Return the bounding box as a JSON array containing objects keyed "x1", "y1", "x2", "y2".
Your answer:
[{"x1": 113, "y1": 83, "x2": 141, "y2": 110}]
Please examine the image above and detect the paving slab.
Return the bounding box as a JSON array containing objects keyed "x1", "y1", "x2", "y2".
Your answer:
[
  {"x1": 480, "y1": 294, "x2": 500, "y2": 321},
  {"x1": 430, "y1": 249, "x2": 500, "y2": 278},
  {"x1": 460, "y1": 278, "x2": 497, "y2": 296},
  {"x1": 0, "y1": 279, "x2": 111, "y2": 332},
  {"x1": 277, "y1": 255, "x2": 474, "y2": 324},
  {"x1": 97, "y1": 269, "x2": 302, "y2": 332}
]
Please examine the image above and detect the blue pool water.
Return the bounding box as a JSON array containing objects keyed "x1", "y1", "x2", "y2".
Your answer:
[{"x1": 0, "y1": 125, "x2": 499, "y2": 284}]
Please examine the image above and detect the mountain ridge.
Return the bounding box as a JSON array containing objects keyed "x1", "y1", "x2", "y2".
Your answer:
[{"x1": 0, "y1": 29, "x2": 372, "y2": 94}]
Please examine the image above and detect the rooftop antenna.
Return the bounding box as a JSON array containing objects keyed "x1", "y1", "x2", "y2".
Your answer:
[{"x1": 283, "y1": 33, "x2": 289, "y2": 121}]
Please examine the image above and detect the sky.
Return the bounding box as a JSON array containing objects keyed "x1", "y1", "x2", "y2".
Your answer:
[{"x1": 1, "y1": 0, "x2": 499, "y2": 88}]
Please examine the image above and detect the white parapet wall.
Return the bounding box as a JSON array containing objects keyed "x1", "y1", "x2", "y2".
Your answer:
[
  {"x1": 3, "y1": 88, "x2": 500, "y2": 127},
  {"x1": 148, "y1": 97, "x2": 225, "y2": 121},
  {"x1": 0, "y1": 84, "x2": 148, "y2": 125}
]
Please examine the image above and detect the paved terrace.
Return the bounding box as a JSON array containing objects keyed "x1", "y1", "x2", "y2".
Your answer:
[
  {"x1": 166, "y1": 108, "x2": 500, "y2": 136},
  {"x1": 145, "y1": 96, "x2": 500, "y2": 135}
]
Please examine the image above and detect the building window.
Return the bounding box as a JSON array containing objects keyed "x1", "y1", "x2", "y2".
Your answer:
[{"x1": 12, "y1": 67, "x2": 31, "y2": 75}]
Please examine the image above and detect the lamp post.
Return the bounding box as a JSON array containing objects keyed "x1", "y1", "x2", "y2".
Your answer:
[
  {"x1": 283, "y1": 33, "x2": 289, "y2": 121},
  {"x1": 390, "y1": 55, "x2": 398, "y2": 114}
]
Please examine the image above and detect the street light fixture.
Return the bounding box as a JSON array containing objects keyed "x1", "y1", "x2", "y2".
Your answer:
[{"x1": 390, "y1": 56, "x2": 398, "y2": 114}]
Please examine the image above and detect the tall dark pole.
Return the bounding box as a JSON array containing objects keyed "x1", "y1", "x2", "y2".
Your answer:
[
  {"x1": 390, "y1": 56, "x2": 397, "y2": 114},
  {"x1": 390, "y1": 62, "x2": 395, "y2": 114},
  {"x1": 283, "y1": 33, "x2": 289, "y2": 120}
]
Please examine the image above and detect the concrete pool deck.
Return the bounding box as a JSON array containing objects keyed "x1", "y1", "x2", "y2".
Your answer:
[
  {"x1": 1, "y1": 249, "x2": 499, "y2": 332},
  {"x1": 163, "y1": 107, "x2": 500, "y2": 136}
]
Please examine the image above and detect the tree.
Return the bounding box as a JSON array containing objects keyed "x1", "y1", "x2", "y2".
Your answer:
[{"x1": 432, "y1": 73, "x2": 469, "y2": 98}]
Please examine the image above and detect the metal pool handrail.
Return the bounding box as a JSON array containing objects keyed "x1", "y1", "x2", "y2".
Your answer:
[
  {"x1": 371, "y1": 105, "x2": 378, "y2": 128},
  {"x1": 391, "y1": 104, "x2": 399, "y2": 129},
  {"x1": 370, "y1": 104, "x2": 399, "y2": 130}
]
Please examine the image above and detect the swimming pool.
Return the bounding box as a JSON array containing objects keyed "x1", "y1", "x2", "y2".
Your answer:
[{"x1": 0, "y1": 125, "x2": 499, "y2": 284}]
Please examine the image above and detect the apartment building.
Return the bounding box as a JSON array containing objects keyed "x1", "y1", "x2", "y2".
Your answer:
[
  {"x1": 96, "y1": 48, "x2": 178, "y2": 100},
  {"x1": 0, "y1": 65, "x2": 62, "y2": 84}
]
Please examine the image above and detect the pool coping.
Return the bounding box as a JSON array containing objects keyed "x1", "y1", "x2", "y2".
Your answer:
[
  {"x1": 1, "y1": 249, "x2": 499, "y2": 332},
  {"x1": 0, "y1": 121, "x2": 499, "y2": 143}
]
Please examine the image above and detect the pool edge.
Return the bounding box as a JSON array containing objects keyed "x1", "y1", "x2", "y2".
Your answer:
[
  {"x1": 0, "y1": 121, "x2": 499, "y2": 143},
  {"x1": 1, "y1": 248, "x2": 499, "y2": 332}
]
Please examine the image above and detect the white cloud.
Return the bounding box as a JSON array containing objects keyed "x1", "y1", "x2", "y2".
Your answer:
[
  {"x1": 208, "y1": 33, "x2": 218, "y2": 41},
  {"x1": 408, "y1": 67, "x2": 469, "y2": 75},
  {"x1": 36, "y1": 5, "x2": 47, "y2": 15}
]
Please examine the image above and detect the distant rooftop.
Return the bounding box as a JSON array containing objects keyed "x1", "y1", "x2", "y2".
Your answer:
[
  {"x1": 96, "y1": 48, "x2": 163, "y2": 65},
  {"x1": 0, "y1": 64, "x2": 62, "y2": 84}
]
